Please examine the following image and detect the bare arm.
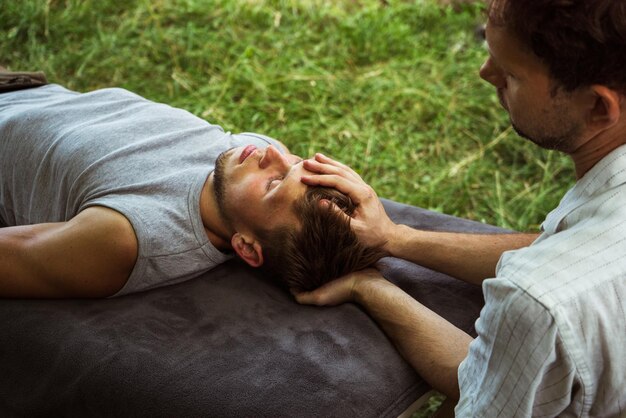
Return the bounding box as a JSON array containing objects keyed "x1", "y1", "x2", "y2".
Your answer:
[
  {"x1": 0, "y1": 206, "x2": 137, "y2": 298},
  {"x1": 295, "y1": 269, "x2": 472, "y2": 401},
  {"x1": 385, "y1": 226, "x2": 537, "y2": 285},
  {"x1": 301, "y1": 154, "x2": 538, "y2": 285}
]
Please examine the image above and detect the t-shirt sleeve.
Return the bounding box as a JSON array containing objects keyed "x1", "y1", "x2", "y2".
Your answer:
[{"x1": 456, "y1": 278, "x2": 578, "y2": 417}]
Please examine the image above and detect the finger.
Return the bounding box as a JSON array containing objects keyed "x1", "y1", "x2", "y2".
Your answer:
[
  {"x1": 314, "y1": 153, "x2": 363, "y2": 179},
  {"x1": 303, "y1": 159, "x2": 361, "y2": 182},
  {"x1": 300, "y1": 174, "x2": 368, "y2": 205},
  {"x1": 290, "y1": 287, "x2": 304, "y2": 299},
  {"x1": 320, "y1": 198, "x2": 355, "y2": 220},
  {"x1": 293, "y1": 289, "x2": 322, "y2": 306}
]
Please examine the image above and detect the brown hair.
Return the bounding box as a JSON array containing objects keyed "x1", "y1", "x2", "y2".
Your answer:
[
  {"x1": 257, "y1": 187, "x2": 386, "y2": 292},
  {"x1": 487, "y1": 0, "x2": 626, "y2": 93}
]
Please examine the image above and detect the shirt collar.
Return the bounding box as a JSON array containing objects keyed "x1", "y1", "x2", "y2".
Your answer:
[{"x1": 541, "y1": 144, "x2": 626, "y2": 234}]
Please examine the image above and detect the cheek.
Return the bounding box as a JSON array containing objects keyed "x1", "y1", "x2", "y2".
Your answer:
[
  {"x1": 231, "y1": 182, "x2": 259, "y2": 206},
  {"x1": 515, "y1": 91, "x2": 547, "y2": 119},
  {"x1": 226, "y1": 180, "x2": 267, "y2": 216},
  {"x1": 225, "y1": 196, "x2": 258, "y2": 230},
  {"x1": 503, "y1": 83, "x2": 528, "y2": 113}
]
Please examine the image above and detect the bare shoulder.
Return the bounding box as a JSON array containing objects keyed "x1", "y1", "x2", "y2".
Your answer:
[
  {"x1": 71, "y1": 206, "x2": 139, "y2": 279},
  {"x1": 74, "y1": 206, "x2": 137, "y2": 249}
]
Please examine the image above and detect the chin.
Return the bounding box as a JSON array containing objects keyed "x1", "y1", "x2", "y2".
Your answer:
[{"x1": 513, "y1": 124, "x2": 577, "y2": 153}]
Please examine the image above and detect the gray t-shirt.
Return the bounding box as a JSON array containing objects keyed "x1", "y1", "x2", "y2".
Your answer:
[{"x1": 0, "y1": 84, "x2": 280, "y2": 295}]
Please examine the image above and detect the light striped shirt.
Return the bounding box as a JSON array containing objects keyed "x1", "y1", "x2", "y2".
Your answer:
[{"x1": 456, "y1": 145, "x2": 626, "y2": 417}]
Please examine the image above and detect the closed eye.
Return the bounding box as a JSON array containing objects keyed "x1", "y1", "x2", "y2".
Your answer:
[
  {"x1": 266, "y1": 175, "x2": 284, "y2": 191},
  {"x1": 265, "y1": 159, "x2": 303, "y2": 192}
]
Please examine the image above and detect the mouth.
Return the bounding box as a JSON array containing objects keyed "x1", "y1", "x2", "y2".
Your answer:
[{"x1": 239, "y1": 145, "x2": 257, "y2": 164}]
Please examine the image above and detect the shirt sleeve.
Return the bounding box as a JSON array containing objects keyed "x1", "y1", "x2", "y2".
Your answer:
[{"x1": 455, "y1": 278, "x2": 579, "y2": 417}]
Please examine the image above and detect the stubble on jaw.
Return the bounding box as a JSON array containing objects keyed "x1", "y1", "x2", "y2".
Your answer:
[
  {"x1": 510, "y1": 90, "x2": 584, "y2": 154},
  {"x1": 512, "y1": 119, "x2": 582, "y2": 153},
  {"x1": 212, "y1": 149, "x2": 235, "y2": 229}
]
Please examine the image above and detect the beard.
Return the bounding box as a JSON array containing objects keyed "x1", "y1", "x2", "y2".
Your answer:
[
  {"x1": 508, "y1": 87, "x2": 584, "y2": 154},
  {"x1": 511, "y1": 121, "x2": 581, "y2": 153},
  {"x1": 213, "y1": 149, "x2": 235, "y2": 228}
]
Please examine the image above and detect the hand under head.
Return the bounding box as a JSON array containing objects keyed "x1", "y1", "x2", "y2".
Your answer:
[{"x1": 255, "y1": 186, "x2": 386, "y2": 292}]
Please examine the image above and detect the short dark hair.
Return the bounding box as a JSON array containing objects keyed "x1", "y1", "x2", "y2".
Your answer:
[
  {"x1": 487, "y1": 0, "x2": 626, "y2": 93},
  {"x1": 257, "y1": 187, "x2": 386, "y2": 292}
]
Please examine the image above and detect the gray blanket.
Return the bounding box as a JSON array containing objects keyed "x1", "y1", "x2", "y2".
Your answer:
[{"x1": 0, "y1": 199, "x2": 507, "y2": 417}]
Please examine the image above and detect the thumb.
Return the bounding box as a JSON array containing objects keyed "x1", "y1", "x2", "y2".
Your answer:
[{"x1": 292, "y1": 289, "x2": 318, "y2": 305}]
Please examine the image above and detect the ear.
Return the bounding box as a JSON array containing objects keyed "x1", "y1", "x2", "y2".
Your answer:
[
  {"x1": 231, "y1": 232, "x2": 264, "y2": 268},
  {"x1": 588, "y1": 85, "x2": 622, "y2": 129}
]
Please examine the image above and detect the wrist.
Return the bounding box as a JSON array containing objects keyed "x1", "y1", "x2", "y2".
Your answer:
[
  {"x1": 353, "y1": 274, "x2": 391, "y2": 305},
  {"x1": 383, "y1": 223, "x2": 409, "y2": 256}
]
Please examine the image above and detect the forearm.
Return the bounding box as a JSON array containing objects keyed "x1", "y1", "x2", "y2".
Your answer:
[
  {"x1": 355, "y1": 277, "x2": 472, "y2": 400},
  {"x1": 298, "y1": 155, "x2": 537, "y2": 284},
  {"x1": 386, "y1": 225, "x2": 538, "y2": 285}
]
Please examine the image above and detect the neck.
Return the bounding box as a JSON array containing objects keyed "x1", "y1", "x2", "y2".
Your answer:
[
  {"x1": 199, "y1": 172, "x2": 233, "y2": 251},
  {"x1": 570, "y1": 124, "x2": 626, "y2": 179}
]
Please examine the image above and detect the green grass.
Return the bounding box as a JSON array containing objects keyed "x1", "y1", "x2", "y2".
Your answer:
[
  {"x1": 1, "y1": 1, "x2": 575, "y2": 416},
  {"x1": 1, "y1": 0, "x2": 575, "y2": 232}
]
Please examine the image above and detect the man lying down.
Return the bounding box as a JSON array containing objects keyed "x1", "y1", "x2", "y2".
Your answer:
[{"x1": 0, "y1": 72, "x2": 384, "y2": 298}]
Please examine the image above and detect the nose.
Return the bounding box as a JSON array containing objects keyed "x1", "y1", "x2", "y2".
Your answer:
[
  {"x1": 479, "y1": 57, "x2": 506, "y2": 89},
  {"x1": 259, "y1": 145, "x2": 290, "y2": 171}
]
